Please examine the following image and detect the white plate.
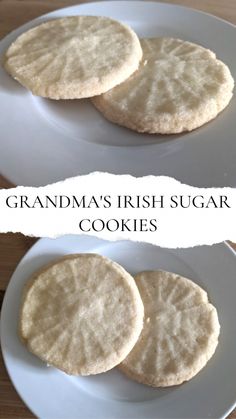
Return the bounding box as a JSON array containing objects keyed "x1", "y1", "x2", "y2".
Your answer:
[
  {"x1": 1, "y1": 236, "x2": 236, "y2": 418},
  {"x1": 0, "y1": 1, "x2": 236, "y2": 187}
]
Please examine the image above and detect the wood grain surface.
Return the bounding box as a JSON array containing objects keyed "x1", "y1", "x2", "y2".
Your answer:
[{"x1": 0, "y1": 0, "x2": 236, "y2": 418}]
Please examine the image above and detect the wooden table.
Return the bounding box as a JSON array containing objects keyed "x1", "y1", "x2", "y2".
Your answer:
[{"x1": 0, "y1": 0, "x2": 236, "y2": 417}]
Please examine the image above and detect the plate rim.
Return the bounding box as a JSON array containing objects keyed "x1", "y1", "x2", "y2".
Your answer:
[{"x1": 1, "y1": 0, "x2": 236, "y2": 45}]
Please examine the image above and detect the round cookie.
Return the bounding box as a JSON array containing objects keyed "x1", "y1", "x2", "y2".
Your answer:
[
  {"x1": 92, "y1": 37, "x2": 234, "y2": 133},
  {"x1": 4, "y1": 16, "x2": 142, "y2": 99},
  {"x1": 19, "y1": 253, "x2": 144, "y2": 375},
  {"x1": 120, "y1": 270, "x2": 220, "y2": 387}
]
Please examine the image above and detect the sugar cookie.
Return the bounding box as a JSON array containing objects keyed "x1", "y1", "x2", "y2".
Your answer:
[
  {"x1": 4, "y1": 16, "x2": 142, "y2": 99},
  {"x1": 92, "y1": 38, "x2": 234, "y2": 133},
  {"x1": 120, "y1": 270, "x2": 220, "y2": 386},
  {"x1": 19, "y1": 254, "x2": 144, "y2": 375}
]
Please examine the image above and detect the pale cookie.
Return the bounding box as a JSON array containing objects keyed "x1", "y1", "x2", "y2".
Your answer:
[
  {"x1": 19, "y1": 254, "x2": 144, "y2": 375},
  {"x1": 4, "y1": 16, "x2": 142, "y2": 99},
  {"x1": 92, "y1": 37, "x2": 234, "y2": 133},
  {"x1": 120, "y1": 270, "x2": 220, "y2": 386}
]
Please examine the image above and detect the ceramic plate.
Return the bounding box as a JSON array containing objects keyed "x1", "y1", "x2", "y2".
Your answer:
[
  {"x1": 1, "y1": 236, "x2": 236, "y2": 418},
  {"x1": 0, "y1": 1, "x2": 236, "y2": 187}
]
